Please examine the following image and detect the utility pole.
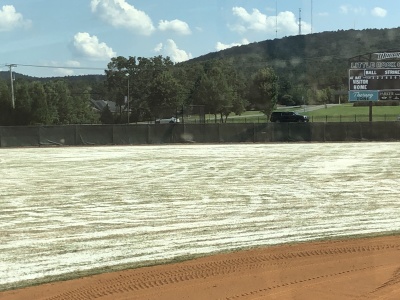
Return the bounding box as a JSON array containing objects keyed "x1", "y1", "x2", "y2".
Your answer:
[{"x1": 6, "y1": 64, "x2": 17, "y2": 109}]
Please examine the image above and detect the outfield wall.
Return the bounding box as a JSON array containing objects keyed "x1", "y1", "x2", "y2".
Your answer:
[{"x1": 0, "y1": 122, "x2": 399, "y2": 147}]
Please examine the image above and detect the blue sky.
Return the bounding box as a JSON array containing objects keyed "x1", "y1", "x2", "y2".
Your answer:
[{"x1": 0, "y1": 0, "x2": 398, "y2": 77}]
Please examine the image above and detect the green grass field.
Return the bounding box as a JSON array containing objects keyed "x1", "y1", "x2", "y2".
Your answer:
[
  {"x1": 305, "y1": 104, "x2": 400, "y2": 122},
  {"x1": 214, "y1": 104, "x2": 400, "y2": 123}
]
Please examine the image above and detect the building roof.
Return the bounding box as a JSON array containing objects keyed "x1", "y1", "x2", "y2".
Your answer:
[{"x1": 90, "y1": 100, "x2": 119, "y2": 113}]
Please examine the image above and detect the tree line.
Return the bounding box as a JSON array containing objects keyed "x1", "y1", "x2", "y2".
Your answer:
[
  {"x1": 0, "y1": 55, "x2": 338, "y2": 126},
  {"x1": 0, "y1": 79, "x2": 99, "y2": 126},
  {"x1": 104, "y1": 55, "x2": 281, "y2": 124},
  {"x1": 0, "y1": 56, "x2": 282, "y2": 126}
]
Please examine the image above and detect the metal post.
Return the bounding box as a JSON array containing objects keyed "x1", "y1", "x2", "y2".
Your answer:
[
  {"x1": 127, "y1": 76, "x2": 130, "y2": 124},
  {"x1": 369, "y1": 101, "x2": 372, "y2": 122}
]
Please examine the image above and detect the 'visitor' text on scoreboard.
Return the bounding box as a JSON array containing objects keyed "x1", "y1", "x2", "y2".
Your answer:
[{"x1": 352, "y1": 78, "x2": 369, "y2": 90}]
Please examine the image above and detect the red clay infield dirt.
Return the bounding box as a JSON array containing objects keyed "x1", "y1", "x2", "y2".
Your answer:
[{"x1": 1, "y1": 235, "x2": 400, "y2": 300}]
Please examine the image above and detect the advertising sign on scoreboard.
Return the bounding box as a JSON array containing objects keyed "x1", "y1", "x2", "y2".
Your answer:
[
  {"x1": 348, "y1": 90, "x2": 378, "y2": 102},
  {"x1": 348, "y1": 51, "x2": 400, "y2": 101}
]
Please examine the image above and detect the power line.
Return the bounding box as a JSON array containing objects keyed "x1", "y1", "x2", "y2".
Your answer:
[{"x1": 1, "y1": 63, "x2": 105, "y2": 71}]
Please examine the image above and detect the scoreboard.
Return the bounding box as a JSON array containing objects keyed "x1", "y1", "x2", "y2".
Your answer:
[
  {"x1": 349, "y1": 69, "x2": 400, "y2": 91},
  {"x1": 348, "y1": 51, "x2": 400, "y2": 101}
]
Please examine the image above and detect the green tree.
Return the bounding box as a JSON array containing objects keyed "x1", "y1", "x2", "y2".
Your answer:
[
  {"x1": 280, "y1": 94, "x2": 295, "y2": 106},
  {"x1": 66, "y1": 81, "x2": 96, "y2": 123},
  {"x1": 192, "y1": 60, "x2": 238, "y2": 122},
  {"x1": 191, "y1": 71, "x2": 220, "y2": 122},
  {"x1": 248, "y1": 67, "x2": 279, "y2": 118},
  {"x1": 105, "y1": 55, "x2": 130, "y2": 115},
  {"x1": 218, "y1": 59, "x2": 248, "y2": 118},
  {"x1": 100, "y1": 104, "x2": 114, "y2": 124},
  {"x1": 278, "y1": 78, "x2": 293, "y2": 105},
  {"x1": 14, "y1": 81, "x2": 33, "y2": 125},
  {"x1": 50, "y1": 81, "x2": 74, "y2": 124},
  {"x1": 148, "y1": 70, "x2": 184, "y2": 118},
  {"x1": 291, "y1": 85, "x2": 308, "y2": 106},
  {"x1": 105, "y1": 55, "x2": 175, "y2": 121},
  {"x1": 43, "y1": 81, "x2": 60, "y2": 124},
  {"x1": 30, "y1": 82, "x2": 51, "y2": 124},
  {"x1": 0, "y1": 80, "x2": 13, "y2": 125},
  {"x1": 173, "y1": 62, "x2": 205, "y2": 107},
  {"x1": 71, "y1": 87, "x2": 99, "y2": 124}
]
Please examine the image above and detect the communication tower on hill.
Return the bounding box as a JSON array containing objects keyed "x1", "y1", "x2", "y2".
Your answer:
[
  {"x1": 275, "y1": 0, "x2": 278, "y2": 38},
  {"x1": 311, "y1": 0, "x2": 313, "y2": 34},
  {"x1": 299, "y1": 8, "x2": 302, "y2": 35}
]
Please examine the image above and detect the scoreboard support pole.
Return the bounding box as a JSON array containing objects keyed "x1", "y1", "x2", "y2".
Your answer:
[{"x1": 369, "y1": 101, "x2": 373, "y2": 122}]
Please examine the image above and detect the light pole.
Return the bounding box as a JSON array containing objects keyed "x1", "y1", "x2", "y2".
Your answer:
[{"x1": 126, "y1": 74, "x2": 130, "y2": 124}]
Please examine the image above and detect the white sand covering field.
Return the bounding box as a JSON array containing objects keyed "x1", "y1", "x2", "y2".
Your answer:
[{"x1": 0, "y1": 142, "x2": 399, "y2": 290}]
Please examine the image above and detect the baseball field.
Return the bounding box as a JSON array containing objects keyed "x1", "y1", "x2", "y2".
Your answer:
[{"x1": 1, "y1": 143, "x2": 399, "y2": 299}]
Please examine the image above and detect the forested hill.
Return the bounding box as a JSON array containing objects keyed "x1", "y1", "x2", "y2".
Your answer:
[
  {"x1": 186, "y1": 27, "x2": 400, "y2": 90},
  {"x1": 2, "y1": 27, "x2": 400, "y2": 91},
  {"x1": 0, "y1": 71, "x2": 107, "y2": 99},
  {"x1": 0, "y1": 72, "x2": 105, "y2": 83},
  {"x1": 0, "y1": 72, "x2": 36, "y2": 81}
]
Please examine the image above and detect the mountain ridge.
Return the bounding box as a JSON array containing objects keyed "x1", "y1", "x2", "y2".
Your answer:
[{"x1": 2, "y1": 27, "x2": 400, "y2": 90}]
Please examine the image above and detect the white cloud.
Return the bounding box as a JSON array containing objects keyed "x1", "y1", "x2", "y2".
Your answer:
[
  {"x1": 229, "y1": 7, "x2": 311, "y2": 36},
  {"x1": 371, "y1": 7, "x2": 387, "y2": 18},
  {"x1": 73, "y1": 32, "x2": 116, "y2": 60},
  {"x1": 340, "y1": 5, "x2": 349, "y2": 14},
  {"x1": 0, "y1": 5, "x2": 31, "y2": 32},
  {"x1": 230, "y1": 7, "x2": 268, "y2": 33},
  {"x1": 44, "y1": 61, "x2": 81, "y2": 76},
  {"x1": 340, "y1": 5, "x2": 366, "y2": 15},
  {"x1": 154, "y1": 39, "x2": 192, "y2": 63},
  {"x1": 54, "y1": 68, "x2": 75, "y2": 77},
  {"x1": 66, "y1": 60, "x2": 81, "y2": 67},
  {"x1": 91, "y1": 0, "x2": 155, "y2": 35},
  {"x1": 154, "y1": 43, "x2": 163, "y2": 52},
  {"x1": 216, "y1": 38, "x2": 250, "y2": 51},
  {"x1": 158, "y1": 19, "x2": 191, "y2": 35},
  {"x1": 55, "y1": 61, "x2": 81, "y2": 76}
]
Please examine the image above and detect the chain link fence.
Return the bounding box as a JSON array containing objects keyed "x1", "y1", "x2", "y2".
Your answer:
[{"x1": 1, "y1": 122, "x2": 399, "y2": 147}]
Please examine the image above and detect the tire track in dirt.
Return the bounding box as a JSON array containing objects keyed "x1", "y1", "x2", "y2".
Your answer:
[
  {"x1": 225, "y1": 265, "x2": 376, "y2": 300},
  {"x1": 42, "y1": 242, "x2": 400, "y2": 300},
  {"x1": 368, "y1": 266, "x2": 400, "y2": 297}
]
